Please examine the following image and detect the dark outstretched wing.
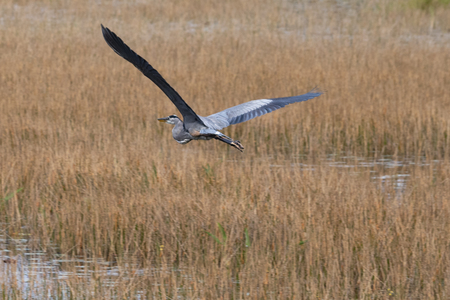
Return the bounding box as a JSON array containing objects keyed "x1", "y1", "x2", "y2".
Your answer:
[
  {"x1": 200, "y1": 90, "x2": 323, "y2": 130},
  {"x1": 101, "y1": 25, "x2": 204, "y2": 126}
]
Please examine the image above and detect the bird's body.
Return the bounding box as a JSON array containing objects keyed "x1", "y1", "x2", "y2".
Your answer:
[
  {"x1": 172, "y1": 118, "x2": 194, "y2": 144},
  {"x1": 101, "y1": 25, "x2": 322, "y2": 151},
  {"x1": 169, "y1": 116, "x2": 209, "y2": 144}
]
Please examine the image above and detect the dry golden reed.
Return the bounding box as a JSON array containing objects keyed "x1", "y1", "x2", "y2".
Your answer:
[{"x1": 1, "y1": 0, "x2": 450, "y2": 298}]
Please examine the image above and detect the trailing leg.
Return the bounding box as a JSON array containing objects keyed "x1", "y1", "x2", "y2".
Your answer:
[
  {"x1": 214, "y1": 135, "x2": 244, "y2": 152},
  {"x1": 199, "y1": 128, "x2": 245, "y2": 152}
]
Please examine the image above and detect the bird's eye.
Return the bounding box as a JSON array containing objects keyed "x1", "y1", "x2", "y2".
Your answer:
[{"x1": 170, "y1": 115, "x2": 177, "y2": 118}]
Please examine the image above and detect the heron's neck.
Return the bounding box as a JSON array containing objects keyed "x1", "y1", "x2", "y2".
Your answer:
[
  {"x1": 172, "y1": 118, "x2": 182, "y2": 126},
  {"x1": 170, "y1": 118, "x2": 184, "y2": 130}
]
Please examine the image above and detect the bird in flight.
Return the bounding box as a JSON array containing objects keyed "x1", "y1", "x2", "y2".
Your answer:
[{"x1": 101, "y1": 25, "x2": 322, "y2": 152}]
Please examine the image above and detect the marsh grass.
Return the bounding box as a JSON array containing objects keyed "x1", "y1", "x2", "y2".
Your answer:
[
  {"x1": 409, "y1": 0, "x2": 450, "y2": 11},
  {"x1": 1, "y1": 0, "x2": 450, "y2": 298}
]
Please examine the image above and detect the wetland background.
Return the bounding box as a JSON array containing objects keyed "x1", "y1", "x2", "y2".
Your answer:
[{"x1": 1, "y1": 0, "x2": 450, "y2": 298}]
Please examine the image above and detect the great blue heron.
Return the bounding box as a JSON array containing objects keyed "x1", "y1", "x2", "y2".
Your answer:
[{"x1": 101, "y1": 25, "x2": 322, "y2": 152}]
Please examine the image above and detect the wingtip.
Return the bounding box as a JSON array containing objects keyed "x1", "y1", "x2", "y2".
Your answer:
[
  {"x1": 309, "y1": 86, "x2": 325, "y2": 95},
  {"x1": 101, "y1": 24, "x2": 109, "y2": 36}
]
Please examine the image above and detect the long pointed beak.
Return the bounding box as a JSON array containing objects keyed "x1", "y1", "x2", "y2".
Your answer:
[{"x1": 158, "y1": 117, "x2": 169, "y2": 123}]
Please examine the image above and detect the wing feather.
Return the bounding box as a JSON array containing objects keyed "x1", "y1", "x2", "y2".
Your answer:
[
  {"x1": 101, "y1": 25, "x2": 204, "y2": 126},
  {"x1": 201, "y1": 90, "x2": 322, "y2": 130}
]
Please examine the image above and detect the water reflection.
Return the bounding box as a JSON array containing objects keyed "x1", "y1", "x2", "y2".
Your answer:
[
  {"x1": 0, "y1": 235, "x2": 126, "y2": 297},
  {"x1": 290, "y1": 155, "x2": 437, "y2": 197}
]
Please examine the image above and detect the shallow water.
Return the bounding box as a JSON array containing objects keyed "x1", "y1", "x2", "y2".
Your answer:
[
  {"x1": 0, "y1": 236, "x2": 119, "y2": 297},
  {"x1": 284, "y1": 155, "x2": 437, "y2": 197}
]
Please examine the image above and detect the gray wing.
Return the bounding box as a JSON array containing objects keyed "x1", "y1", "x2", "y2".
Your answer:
[
  {"x1": 101, "y1": 25, "x2": 205, "y2": 126},
  {"x1": 200, "y1": 90, "x2": 322, "y2": 130}
]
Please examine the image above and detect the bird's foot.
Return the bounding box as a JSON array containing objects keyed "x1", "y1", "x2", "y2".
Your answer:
[
  {"x1": 214, "y1": 134, "x2": 244, "y2": 152},
  {"x1": 230, "y1": 140, "x2": 244, "y2": 152}
]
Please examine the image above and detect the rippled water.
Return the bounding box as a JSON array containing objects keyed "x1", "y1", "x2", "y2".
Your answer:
[
  {"x1": 0, "y1": 236, "x2": 121, "y2": 297},
  {"x1": 282, "y1": 155, "x2": 437, "y2": 197}
]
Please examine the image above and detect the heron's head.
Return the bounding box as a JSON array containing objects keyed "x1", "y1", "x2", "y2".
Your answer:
[{"x1": 158, "y1": 115, "x2": 180, "y2": 125}]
